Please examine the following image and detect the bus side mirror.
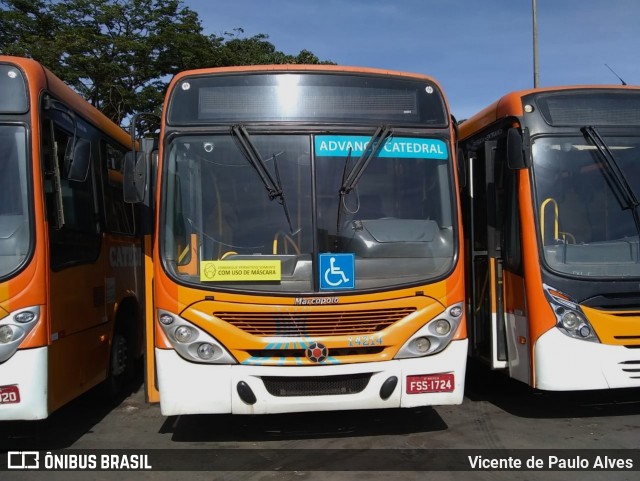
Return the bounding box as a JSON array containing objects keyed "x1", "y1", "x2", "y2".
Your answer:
[
  {"x1": 67, "y1": 138, "x2": 91, "y2": 182},
  {"x1": 123, "y1": 151, "x2": 147, "y2": 203},
  {"x1": 507, "y1": 127, "x2": 530, "y2": 169}
]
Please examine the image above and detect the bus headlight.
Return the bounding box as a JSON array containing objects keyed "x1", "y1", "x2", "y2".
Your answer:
[
  {"x1": 395, "y1": 302, "x2": 464, "y2": 359},
  {"x1": 433, "y1": 319, "x2": 451, "y2": 335},
  {"x1": 14, "y1": 311, "x2": 36, "y2": 324},
  {"x1": 196, "y1": 343, "x2": 216, "y2": 360},
  {"x1": 0, "y1": 325, "x2": 14, "y2": 343},
  {"x1": 561, "y1": 312, "x2": 580, "y2": 330},
  {"x1": 174, "y1": 325, "x2": 194, "y2": 343},
  {"x1": 413, "y1": 337, "x2": 431, "y2": 353},
  {"x1": 157, "y1": 309, "x2": 237, "y2": 364},
  {"x1": 543, "y1": 285, "x2": 599, "y2": 343},
  {"x1": 0, "y1": 306, "x2": 41, "y2": 363}
]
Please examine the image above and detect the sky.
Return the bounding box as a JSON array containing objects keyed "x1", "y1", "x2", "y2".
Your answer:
[{"x1": 185, "y1": 0, "x2": 640, "y2": 120}]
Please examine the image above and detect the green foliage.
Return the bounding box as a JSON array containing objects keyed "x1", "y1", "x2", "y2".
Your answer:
[{"x1": 0, "y1": 0, "x2": 333, "y2": 127}]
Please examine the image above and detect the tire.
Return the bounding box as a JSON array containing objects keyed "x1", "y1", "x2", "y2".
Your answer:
[{"x1": 102, "y1": 330, "x2": 129, "y2": 401}]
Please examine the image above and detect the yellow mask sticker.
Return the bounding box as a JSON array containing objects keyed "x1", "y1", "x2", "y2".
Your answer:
[{"x1": 200, "y1": 260, "x2": 281, "y2": 282}]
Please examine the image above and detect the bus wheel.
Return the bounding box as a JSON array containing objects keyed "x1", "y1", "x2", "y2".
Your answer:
[{"x1": 103, "y1": 332, "x2": 129, "y2": 401}]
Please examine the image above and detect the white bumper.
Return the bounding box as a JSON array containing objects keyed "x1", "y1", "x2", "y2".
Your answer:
[
  {"x1": 0, "y1": 347, "x2": 48, "y2": 420},
  {"x1": 156, "y1": 339, "x2": 468, "y2": 415},
  {"x1": 535, "y1": 328, "x2": 640, "y2": 391}
]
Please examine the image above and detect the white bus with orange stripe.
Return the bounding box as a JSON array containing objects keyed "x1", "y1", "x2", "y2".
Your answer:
[{"x1": 460, "y1": 86, "x2": 640, "y2": 390}]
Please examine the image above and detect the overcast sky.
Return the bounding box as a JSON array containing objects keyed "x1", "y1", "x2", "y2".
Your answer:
[{"x1": 185, "y1": 0, "x2": 640, "y2": 119}]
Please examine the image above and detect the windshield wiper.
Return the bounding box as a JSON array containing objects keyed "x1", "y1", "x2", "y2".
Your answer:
[
  {"x1": 335, "y1": 147, "x2": 353, "y2": 232},
  {"x1": 231, "y1": 124, "x2": 294, "y2": 234},
  {"x1": 582, "y1": 125, "x2": 640, "y2": 244},
  {"x1": 336, "y1": 125, "x2": 393, "y2": 231},
  {"x1": 582, "y1": 126, "x2": 639, "y2": 210},
  {"x1": 340, "y1": 125, "x2": 393, "y2": 196}
]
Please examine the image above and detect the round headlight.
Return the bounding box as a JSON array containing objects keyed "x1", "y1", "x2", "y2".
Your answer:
[
  {"x1": 449, "y1": 306, "x2": 463, "y2": 318},
  {"x1": 197, "y1": 343, "x2": 216, "y2": 360},
  {"x1": 413, "y1": 337, "x2": 431, "y2": 354},
  {"x1": 159, "y1": 313, "x2": 174, "y2": 325},
  {"x1": 0, "y1": 325, "x2": 14, "y2": 344},
  {"x1": 174, "y1": 325, "x2": 194, "y2": 343},
  {"x1": 579, "y1": 326, "x2": 592, "y2": 338},
  {"x1": 434, "y1": 319, "x2": 451, "y2": 336},
  {"x1": 561, "y1": 312, "x2": 580, "y2": 330}
]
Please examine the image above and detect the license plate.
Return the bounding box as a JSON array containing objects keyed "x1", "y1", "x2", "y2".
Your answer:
[
  {"x1": 406, "y1": 373, "x2": 454, "y2": 394},
  {"x1": 0, "y1": 385, "x2": 21, "y2": 404}
]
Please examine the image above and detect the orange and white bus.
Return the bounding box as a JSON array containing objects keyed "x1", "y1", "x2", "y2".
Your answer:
[
  {"x1": 127, "y1": 65, "x2": 467, "y2": 415},
  {"x1": 0, "y1": 56, "x2": 143, "y2": 420},
  {"x1": 459, "y1": 85, "x2": 640, "y2": 390}
]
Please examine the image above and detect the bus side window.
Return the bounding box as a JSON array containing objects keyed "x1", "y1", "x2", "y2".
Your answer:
[
  {"x1": 42, "y1": 118, "x2": 101, "y2": 270},
  {"x1": 102, "y1": 141, "x2": 135, "y2": 235}
]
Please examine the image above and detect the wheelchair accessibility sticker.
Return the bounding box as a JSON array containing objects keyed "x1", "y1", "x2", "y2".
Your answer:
[{"x1": 319, "y1": 253, "x2": 355, "y2": 290}]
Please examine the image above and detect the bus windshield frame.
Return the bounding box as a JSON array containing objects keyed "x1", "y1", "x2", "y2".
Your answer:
[
  {"x1": 531, "y1": 131, "x2": 640, "y2": 279},
  {"x1": 0, "y1": 123, "x2": 32, "y2": 281},
  {"x1": 160, "y1": 127, "x2": 458, "y2": 294}
]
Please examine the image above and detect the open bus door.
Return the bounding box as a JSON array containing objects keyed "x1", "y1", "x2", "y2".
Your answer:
[
  {"x1": 466, "y1": 128, "x2": 530, "y2": 383},
  {"x1": 467, "y1": 140, "x2": 508, "y2": 369},
  {"x1": 124, "y1": 114, "x2": 160, "y2": 403}
]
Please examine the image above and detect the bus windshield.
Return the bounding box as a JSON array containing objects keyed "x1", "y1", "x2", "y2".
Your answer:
[
  {"x1": 532, "y1": 135, "x2": 640, "y2": 277},
  {"x1": 0, "y1": 125, "x2": 30, "y2": 279},
  {"x1": 161, "y1": 132, "x2": 456, "y2": 292}
]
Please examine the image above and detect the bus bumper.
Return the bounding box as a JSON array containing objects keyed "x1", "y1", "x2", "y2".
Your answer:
[
  {"x1": 535, "y1": 328, "x2": 640, "y2": 390},
  {"x1": 0, "y1": 347, "x2": 48, "y2": 420},
  {"x1": 155, "y1": 339, "x2": 468, "y2": 415}
]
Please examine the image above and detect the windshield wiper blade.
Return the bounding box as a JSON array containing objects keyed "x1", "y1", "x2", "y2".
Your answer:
[
  {"x1": 270, "y1": 151, "x2": 294, "y2": 234},
  {"x1": 336, "y1": 147, "x2": 353, "y2": 232},
  {"x1": 339, "y1": 125, "x2": 393, "y2": 196},
  {"x1": 231, "y1": 124, "x2": 281, "y2": 199},
  {"x1": 231, "y1": 124, "x2": 294, "y2": 233},
  {"x1": 335, "y1": 126, "x2": 392, "y2": 233},
  {"x1": 581, "y1": 126, "x2": 639, "y2": 209}
]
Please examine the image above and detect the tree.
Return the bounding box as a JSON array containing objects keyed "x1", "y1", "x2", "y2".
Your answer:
[
  {"x1": 218, "y1": 29, "x2": 334, "y2": 66},
  {"x1": 0, "y1": 0, "x2": 333, "y2": 127}
]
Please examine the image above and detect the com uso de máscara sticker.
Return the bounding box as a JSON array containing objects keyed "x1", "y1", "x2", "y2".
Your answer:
[
  {"x1": 315, "y1": 135, "x2": 448, "y2": 159},
  {"x1": 200, "y1": 260, "x2": 281, "y2": 282}
]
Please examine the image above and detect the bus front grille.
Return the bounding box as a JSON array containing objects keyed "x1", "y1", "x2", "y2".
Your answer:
[
  {"x1": 214, "y1": 307, "x2": 416, "y2": 337},
  {"x1": 261, "y1": 373, "x2": 372, "y2": 397},
  {"x1": 248, "y1": 346, "x2": 384, "y2": 358}
]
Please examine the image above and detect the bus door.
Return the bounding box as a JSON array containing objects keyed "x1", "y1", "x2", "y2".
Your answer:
[
  {"x1": 468, "y1": 140, "x2": 507, "y2": 368},
  {"x1": 43, "y1": 112, "x2": 108, "y2": 410}
]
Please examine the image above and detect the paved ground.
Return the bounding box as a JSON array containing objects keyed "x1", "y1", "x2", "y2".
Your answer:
[{"x1": 2, "y1": 360, "x2": 640, "y2": 480}]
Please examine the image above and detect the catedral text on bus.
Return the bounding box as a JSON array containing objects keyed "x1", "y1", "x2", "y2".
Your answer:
[
  {"x1": 459, "y1": 85, "x2": 640, "y2": 391},
  {"x1": 125, "y1": 65, "x2": 467, "y2": 415},
  {"x1": 0, "y1": 56, "x2": 144, "y2": 420}
]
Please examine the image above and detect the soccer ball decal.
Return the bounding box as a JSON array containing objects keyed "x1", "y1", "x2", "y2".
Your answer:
[{"x1": 306, "y1": 342, "x2": 328, "y2": 363}]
